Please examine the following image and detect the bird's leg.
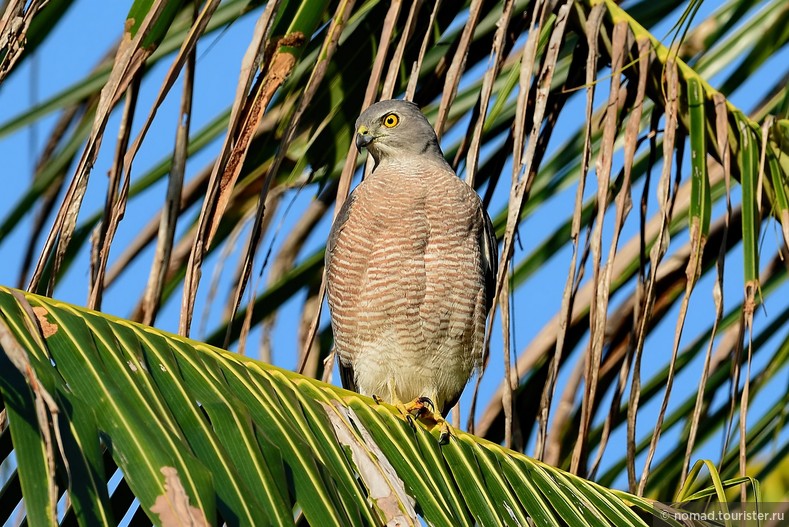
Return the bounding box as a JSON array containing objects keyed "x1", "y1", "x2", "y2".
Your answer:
[
  {"x1": 403, "y1": 396, "x2": 452, "y2": 444},
  {"x1": 377, "y1": 386, "x2": 451, "y2": 442},
  {"x1": 372, "y1": 394, "x2": 420, "y2": 427},
  {"x1": 402, "y1": 396, "x2": 435, "y2": 419}
]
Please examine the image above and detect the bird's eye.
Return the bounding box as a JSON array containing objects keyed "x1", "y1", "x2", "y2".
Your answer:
[{"x1": 383, "y1": 113, "x2": 399, "y2": 128}]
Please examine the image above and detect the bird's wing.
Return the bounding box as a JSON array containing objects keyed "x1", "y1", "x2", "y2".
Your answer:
[
  {"x1": 480, "y1": 205, "x2": 499, "y2": 315},
  {"x1": 339, "y1": 362, "x2": 357, "y2": 393},
  {"x1": 325, "y1": 192, "x2": 357, "y2": 262},
  {"x1": 325, "y1": 191, "x2": 358, "y2": 392}
]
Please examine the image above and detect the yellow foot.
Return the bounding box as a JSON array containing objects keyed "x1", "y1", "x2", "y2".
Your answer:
[
  {"x1": 403, "y1": 396, "x2": 436, "y2": 420},
  {"x1": 401, "y1": 397, "x2": 452, "y2": 444}
]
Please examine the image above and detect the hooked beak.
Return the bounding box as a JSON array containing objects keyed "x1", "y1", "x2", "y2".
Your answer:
[{"x1": 355, "y1": 125, "x2": 374, "y2": 151}]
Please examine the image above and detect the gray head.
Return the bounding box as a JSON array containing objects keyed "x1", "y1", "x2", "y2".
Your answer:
[{"x1": 354, "y1": 100, "x2": 444, "y2": 167}]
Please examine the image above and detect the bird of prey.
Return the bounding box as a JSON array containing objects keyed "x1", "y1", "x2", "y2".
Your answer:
[{"x1": 325, "y1": 99, "x2": 498, "y2": 440}]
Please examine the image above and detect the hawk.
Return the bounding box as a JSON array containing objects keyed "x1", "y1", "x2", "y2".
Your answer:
[{"x1": 325, "y1": 100, "x2": 498, "y2": 439}]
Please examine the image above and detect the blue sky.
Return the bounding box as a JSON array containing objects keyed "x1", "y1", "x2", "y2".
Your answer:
[{"x1": 0, "y1": 0, "x2": 787, "y2": 495}]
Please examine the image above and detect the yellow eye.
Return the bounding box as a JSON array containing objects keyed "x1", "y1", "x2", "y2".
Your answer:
[{"x1": 383, "y1": 113, "x2": 399, "y2": 128}]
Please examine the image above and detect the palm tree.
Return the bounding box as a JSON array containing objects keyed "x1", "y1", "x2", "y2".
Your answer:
[{"x1": 0, "y1": 0, "x2": 786, "y2": 523}]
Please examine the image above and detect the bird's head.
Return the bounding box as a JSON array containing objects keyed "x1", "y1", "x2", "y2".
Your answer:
[{"x1": 354, "y1": 99, "x2": 444, "y2": 166}]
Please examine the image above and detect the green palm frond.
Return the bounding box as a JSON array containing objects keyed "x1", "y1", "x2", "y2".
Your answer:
[{"x1": 0, "y1": 286, "x2": 697, "y2": 525}]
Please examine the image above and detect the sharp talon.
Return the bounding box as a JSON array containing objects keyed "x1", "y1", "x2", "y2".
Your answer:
[
  {"x1": 405, "y1": 414, "x2": 416, "y2": 430},
  {"x1": 403, "y1": 396, "x2": 437, "y2": 420},
  {"x1": 412, "y1": 404, "x2": 428, "y2": 419},
  {"x1": 438, "y1": 422, "x2": 451, "y2": 444},
  {"x1": 416, "y1": 396, "x2": 435, "y2": 412}
]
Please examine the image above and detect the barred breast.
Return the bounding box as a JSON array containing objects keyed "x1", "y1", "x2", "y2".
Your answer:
[{"x1": 325, "y1": 158, "x2": 489, "y2": 414}]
